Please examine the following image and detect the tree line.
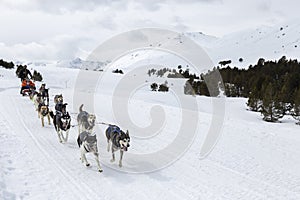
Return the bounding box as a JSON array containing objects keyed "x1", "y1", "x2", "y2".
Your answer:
[
  {"x1": 0, "y1": 59, "x2": 14, "y2": 69},
  {"x1": 218, "y1": 56, "x2": 300, "y2": 123},
  {"x1": 0, "y1": 58, "x2": 43, "y2": 82},
  {"x1": 147, "y1": 56, "x2": 300, "y2": 123}
]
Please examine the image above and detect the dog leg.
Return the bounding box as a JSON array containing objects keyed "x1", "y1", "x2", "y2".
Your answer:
[
  {"x1": 107, "y1": 140, "x2": 111, "y2": 152},
  {"x1": 81, "y1": 149, "x2": 90, "y2": 167},
  {"x1": 119, "y1": 150, "x2": 124, "y2": 168},
  {"x1": 57, "y1": 130, "x2": 63, "y2": 143},
  {"x1": 111, "y1": 147, "x2": 115, "y2": 162},
  {"x1": 94, "y1": 153, "x2": 103, "y2": 173},
  {"x1": 47, "y1": 114, "x2": 51, "y2": 125},
  {"x1": 64, "y1": 130, "x2": 69, "y2": 142},
  {"x1": 78, "y1": 124, "x2": 81, "y2": 136},
  {"x1": 41, "y1": 116, "x2": 44, "y2": 127}
]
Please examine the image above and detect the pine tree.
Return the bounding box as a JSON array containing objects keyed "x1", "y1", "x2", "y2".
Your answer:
[
  {"x1": 292, "y1": 88, "x2": 300, "y2": 125},
  {"x1": 260, "y1": 83, "x2": 284, "y2": 122},
  {"x1": 158, "y1": 83, "x2": 169, "y2": 92},
  {"x1": 150, "y1": 83, "x2": 158, "y2": 91},
  {"x1": 247, "y1": 86, "x2": 261, "y2": 112},
  {"x1": 184, "y1": 80, "x2": 195, "y2": 95},
  {"x1": 277, "y1": 84, "x2": 290, "y2": 114}
]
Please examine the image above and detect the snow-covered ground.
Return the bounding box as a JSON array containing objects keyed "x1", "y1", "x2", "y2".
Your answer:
[{"x1": 1, "y1": 62, "x2": 300, "y2": 200}]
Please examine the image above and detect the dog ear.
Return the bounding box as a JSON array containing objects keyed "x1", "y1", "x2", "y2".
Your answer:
[{"x1": 126, "y1": 130, "x2": 129, "y2": 136}]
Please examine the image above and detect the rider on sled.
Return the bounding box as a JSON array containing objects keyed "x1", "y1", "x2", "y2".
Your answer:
[{"x1": 20, "y1": 78, "x2": 36, "y2": 95}]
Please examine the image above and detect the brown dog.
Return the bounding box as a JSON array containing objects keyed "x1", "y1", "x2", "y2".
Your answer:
[{"x1": 38, "y1": 103, "x2": 51, "y2": 127}]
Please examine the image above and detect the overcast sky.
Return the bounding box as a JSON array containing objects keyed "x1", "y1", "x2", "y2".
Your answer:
[{"x1": 0, "y1": 0, "x2": 299, "y2": 61}]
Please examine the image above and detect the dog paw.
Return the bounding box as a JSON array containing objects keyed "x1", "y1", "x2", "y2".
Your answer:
[
  {"x1": 110, "y1": 159, "x2": 115, "y2": 163},
  {"x1": 98, "y1": 169, "x2": 103, "y2": 173},
  {"x1": 119, "y1": 163, "x2": 122, "y2": 168},
  {"x1": 86, "y1": 163, "x2": 90, "y2": 167}
]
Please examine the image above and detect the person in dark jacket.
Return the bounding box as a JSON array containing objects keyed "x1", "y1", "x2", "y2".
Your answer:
[{"x1": 19, "y1": 66, "x2": 32, "y2": 81}]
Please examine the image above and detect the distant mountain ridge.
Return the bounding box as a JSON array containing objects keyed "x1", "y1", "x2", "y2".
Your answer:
[
  {"x1": 56, "y1": 57, "x2": 108, "y2": 70},
  {"x1": 186, "y1": 20, "x2": 300, "y2": 67},
  {"x1": 20, "y1": 20, "x2": 300, "y2": 70}
]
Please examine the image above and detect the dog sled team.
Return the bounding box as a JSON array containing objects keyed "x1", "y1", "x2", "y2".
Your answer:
[{"x1": 18, "y1": 71, "x2": 130, "y2": 173}]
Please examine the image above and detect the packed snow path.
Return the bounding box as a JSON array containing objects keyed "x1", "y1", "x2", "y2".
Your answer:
[{"x1": 1, "y1": 67, "x2": 300, "y2": 200}]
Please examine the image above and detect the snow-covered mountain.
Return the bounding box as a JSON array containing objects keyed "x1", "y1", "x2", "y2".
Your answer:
[
  {"x1": 17, "y1": 20, "x2": 300, "y2": 71},
  {"x1": 187, "y1": 21, "x2": 300, "y2": 67},
  {"x1": 57, "y1": 57, "x2": 108, "y2": 71},
  {"x1": 92, "y1": 20, "x2": 300, "y2": 70}
]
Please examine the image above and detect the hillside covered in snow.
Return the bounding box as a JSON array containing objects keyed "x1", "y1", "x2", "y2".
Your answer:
[{"x1": 1, "y1": 56, "x2": 300, "y2": 199}]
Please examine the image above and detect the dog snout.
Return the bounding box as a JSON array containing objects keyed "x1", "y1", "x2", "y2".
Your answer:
[{"x1": 127, "y1": 144, "x2": 130, "y2": 147}]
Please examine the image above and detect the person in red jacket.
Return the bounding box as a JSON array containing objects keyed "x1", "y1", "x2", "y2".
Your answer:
[{"x1": 20, "y1": 79, "x2": 36, "y2": 94}]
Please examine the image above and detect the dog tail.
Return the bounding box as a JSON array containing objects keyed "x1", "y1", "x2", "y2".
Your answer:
[
  {"x1": 49, "y1": 111, "x2": 54, "y2": 119},
  {"x1": 79, "y1": 104, "x2": 84, "y2": 112}
]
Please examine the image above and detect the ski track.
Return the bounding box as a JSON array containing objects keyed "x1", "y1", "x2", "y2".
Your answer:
[
  {"x1": 1, "y1": 67, "x2": 300, "y2": 199},
  {"x1": 11, "y1": 96, "x2": 108, "y2": 200}
]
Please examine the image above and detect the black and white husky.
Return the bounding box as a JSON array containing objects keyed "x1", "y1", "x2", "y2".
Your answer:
[
  {"x1": 77, "y1": 131, "x2": 103, "y2": 173},
  {"x1": 105, "y1": 125, "x2": 130, "y2": 168},
  {"x1": 77, "y1": 104, "x2": 96, "y2": 135},
  {"x1": 49, "y1": 103, "x2": 71, "y2": 143}
]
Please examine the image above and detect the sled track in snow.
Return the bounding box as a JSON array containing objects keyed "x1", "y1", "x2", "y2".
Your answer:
[{"x1": 11, "y1": 97, "x2": 101, "y2": 199}]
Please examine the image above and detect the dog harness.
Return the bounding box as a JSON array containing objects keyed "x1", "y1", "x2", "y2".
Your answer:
[
  {"x1": 108, "y1": 125, "x2": 121, "y2": 134},
  {"x1": 108, "y1": 125, "x2": 123, "y2": 148}
]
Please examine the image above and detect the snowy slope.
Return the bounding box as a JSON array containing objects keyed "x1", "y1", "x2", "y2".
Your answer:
[
  {"x1": 187, "y1": 20, "x2": 300, "y2": 67},
  {"x1": 1, "y1": 63, "x2": 300, "y2": 200},
  {"x1": 207, "y1": 25, "x2": 300, "y2": 67},
  {"x1": 18, "y1": 20, "x2": 300, "y2": 72},
  {"x1": 83, "y1": 20, "x2": 300, "y2": 70}
]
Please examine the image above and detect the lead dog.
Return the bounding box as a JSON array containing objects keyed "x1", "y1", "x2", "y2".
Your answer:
[
  {"x1": 49, "y1": 103, "x2": 71, "y2": 143},
  {"x1": 105, "y1": 125, "x2": 130, "y2": 167},
  {"x1": 77, "y1": 104, "x2": 96, "y2": 135},
  {"x1": 77, "y1": 131, "x2": 103, "y2": 172}
]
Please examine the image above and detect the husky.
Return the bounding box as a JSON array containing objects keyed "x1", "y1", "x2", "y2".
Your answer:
[
  {"x1": 29, "y1": 90, "x2": 38, "y2": 101},
  {"x1": 49, "y1": 103, "x2": 71, "y2": 143},
  {"x1": 40, "y1": 88, "x2": 49, "y2": 106},
  {"x1": 33, "y1": 92, "x2": 43, "y2": 111},
  {"x1": 77, "y1": 104, "x2": 96, "y2": 135},
  {"x1": 105, "y1": 125, "x2": 130, "y2": 168},
  {"x1": 38, "y1": 103, "x2": 51, "y2": 127},
  {"x1": 54, "y1": 94, "x2": 63, "y2": 105},
  {"x1": 77, "y1": 131, "x2": 103, "y2": 172}
]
